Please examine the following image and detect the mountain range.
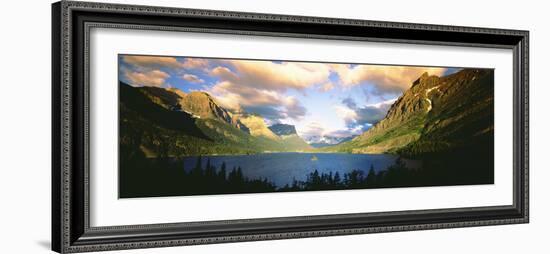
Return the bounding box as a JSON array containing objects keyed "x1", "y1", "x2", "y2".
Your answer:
[
  {"x1": 119, "y1": 82, "x2": 312, "y2": 158},
  {"x1": 304, "y1": 135, "x2": 357, "y2": 148},
  {"x1": 119, "y1": 68, "x2": 493, "y2": 158}
]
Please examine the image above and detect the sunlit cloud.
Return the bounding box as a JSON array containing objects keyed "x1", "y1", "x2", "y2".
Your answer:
[
  {"x1": 125, "y1": 70, "x2": 169, "y2": 87},
  {"x1": 182, "y1": 74, "x2": 204, "y2": 84},
  {"x1": 334, "y1": 104, "x2": 358, "y2": 124},
  {"x1": 204, "y1": 60, "x2": 337, "y2": 122},
  {"x1": 210, "y1": 66, "x2": 239, "y2": 80},
  {"x1": 209, "y1": 81, "x2": 307, "y2": 122},
  {"x1": 123, "y1": 55, "x2": 183, "y2": 69},
  {"x1": 212, "y1": 60, "x2": 332, "y2": 91},
  {"x1": 182, "y1": 58, "x2": 210, "y2": 69},
  {"x1": 319, "y1": 82, "x2": 335, "y2": 92},
  {"x1": 331, "y1": 64, "x2": 447, "y2": 93}
]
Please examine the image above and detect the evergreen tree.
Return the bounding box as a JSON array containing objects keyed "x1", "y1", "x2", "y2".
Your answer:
[
  {"x1": 228, "y1": 167, "x2": 238, "y2": 184},
  {"x1": 205, "y1": 158, "x2": 216, "y2": 178},
  {"x1": 218, "y1": 162, "x2": 227, "y2": 181},
  {"x1": 333, "y1": 172, "x2": 341, "y2": 186},
  {"x1": 192, "y1": 156, "x2": 203, "y2": 177},
  {"x1": 366, "y1": 164, "x2": 376, "y2": 186}
]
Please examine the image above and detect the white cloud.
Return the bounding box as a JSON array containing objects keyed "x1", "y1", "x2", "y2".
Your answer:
[
  {"x1": 181, "y1": 74, "x2": 204, "y2": 83},
  {"x1": 331, "y1": 64, "x2": 447, "y2": 92},
  {"x1": 334, "y1": 105, "x2": 358, "y2": 124},
  {"x1": 298, "y1": 121, "x2": 326, "y2": 137},
  {"x1": 181, "y1": 58, "x2": 209, "y2": 69},
  {"x1": 319, "y1": 82, "x2": 335, "y2": 92},
  {"x1": 297, "y1": 120, "x2": 364, "y2": 140},
  {"x1": 125, "y1": 70, "x2": 169, "y2": 87},
  {"x1": 208, "y1": 81, "x2": 307, "y2": 121},
  {"x1": 212, "y1": 60, "x2": 332, "y2": 91},
  {"x1": 123, "y1": 55, "x2": 183, "y2": 69},
  {"x1": 337, "y1": 97, "x2": 396, "y2": 128}
]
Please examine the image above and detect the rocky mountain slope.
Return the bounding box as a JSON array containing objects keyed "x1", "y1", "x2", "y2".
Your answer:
[
  {"x1": 119, "y1": 82, "x2": 312, "y2": 157},
  {"x1": 141, "y1": 87, "x2": 250, "y2": 132},
  {"x1": 268, "y1": 124, "x2": 297, "y2": 136},
  {"x1": 269, "y1": 124, "x2": 312, "y2": 150},
  {"x1": 233, "y1": 114, "x2": 281, "y2": 140},
  {"x1": 328, "y1": 69, "x2": 494, "y2": 155}
]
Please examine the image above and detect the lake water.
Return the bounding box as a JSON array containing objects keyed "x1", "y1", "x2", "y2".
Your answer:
[{"x1": 176, "y1": 153, "x2": 415, "y2": 187}]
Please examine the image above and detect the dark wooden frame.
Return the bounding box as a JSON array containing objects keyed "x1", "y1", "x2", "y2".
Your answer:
[{"x1": 52, "y1": 1, "x2": 529, "y2": 253}]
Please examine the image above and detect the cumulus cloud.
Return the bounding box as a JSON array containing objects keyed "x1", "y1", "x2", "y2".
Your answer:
[
  {"x1": 210, "y1": 66, "x2": 239, "y2": 81},
  {"x1": 319, "y1": 82, "x2": 335, "y2": 92},
  {"x1": 204, "y1": 60, "x2": 335, "y2": 122},
  {"x1": 330, "y1": 127, "x2": 367, "y2": 137},
  {"x1": 298, "y1": 121, "x2": 365, "y2": 140},
  {"x1": 336, "y1": 97, "x2": 395, "y2": 128},
  {"x1": 211, "y1": 60, "x2": 331, "y2": 91},
  {"x1": 331, "y1": 64, "x2": 447, "y2": 93},
  {"x1": 334, "y1": 104, "x2": 358, "y2": 124},
  {"x1": 125, "y1": 70, "x2": 169, "y2": 87},
  {"x1": 122, "y1": 55, "x2": 216, "y2": 73},
  {"x1": 123, "y1": 55, "x2": 183, "y2": 69},
  {"x1": 283, "y1": 97, "x2": 307, "y2": 120},
  {"x1": 181, "y1": 58, "x2": 210, "y2": 69},
  {"x1": 298, "y1": 121, "x2": 326, "y2": 138},
  {"x1": 182, "y1": 74, "x2": 204, "y2": 83},
  {"x1": 211, "y1": 81, "x2": 281, "y2": 108},
  {"x1": 209, "y1": 80, "x2": 307, "y2": 122}
]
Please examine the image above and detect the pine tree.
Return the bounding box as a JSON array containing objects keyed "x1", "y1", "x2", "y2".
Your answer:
[
  {"x1": 367, "y1": 164, "x2": 376, "y2": 186},
  {"x1": 334, "y1": 172, "x2": 341, "y2": 186},
  {"x1": 218, "y1": 162, "x2": 227, "y2": 181},
  {"x1": 192, "y1": 156, "x2": 203, "y2": 177},
  {"x1": 205, "y1": 158, "x2": 215, "y2": 179}
]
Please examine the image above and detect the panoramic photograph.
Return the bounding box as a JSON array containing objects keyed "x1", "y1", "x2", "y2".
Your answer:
[{"x1": 118, "y1": 54, "x2": 494, "y2": 198}]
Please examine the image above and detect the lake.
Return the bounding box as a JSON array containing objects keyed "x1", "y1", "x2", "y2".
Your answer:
[{"x1": 174, "y1": 153, "x2": 417, "y2": 188}]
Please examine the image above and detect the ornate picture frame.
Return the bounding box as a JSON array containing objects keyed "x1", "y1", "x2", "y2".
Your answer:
[{"x1": 52, "y1": 1, "x2": 529, "y2": 253}]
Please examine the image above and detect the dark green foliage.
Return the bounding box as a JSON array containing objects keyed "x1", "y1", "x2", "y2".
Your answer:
[
  {"x1": 120, "y1": 152, "x2": 277, "y2": 198},
  {"x1": 398, "y1": 71, "x2": 494, "y2": 157}
]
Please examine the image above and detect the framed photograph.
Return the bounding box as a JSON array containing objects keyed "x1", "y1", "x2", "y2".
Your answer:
[{"x1": 52, "y1": 1, "x2": 529, "y2": 253}]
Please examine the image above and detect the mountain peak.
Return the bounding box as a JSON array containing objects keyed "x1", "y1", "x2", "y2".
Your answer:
[
  {"x1": 187, "y1": 91, "x2": 215, "y2": 100},
  {"x1": 234, "y1": 114, "x2": 280, "y2": 140},
  {"x1": 412, "y1": 72, "x2": 438, "y2": 87},
  {"x1": 167, "y1": 87, "x2": 187, "y2": 98},
  {"x1": 268, "y1": 124, "x2": 297, "y2": 136}
]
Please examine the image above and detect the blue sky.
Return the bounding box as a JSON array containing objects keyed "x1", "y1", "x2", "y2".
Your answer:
[{"x1": 119, "y1": 55, "x2": 458, "y2": 139}]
